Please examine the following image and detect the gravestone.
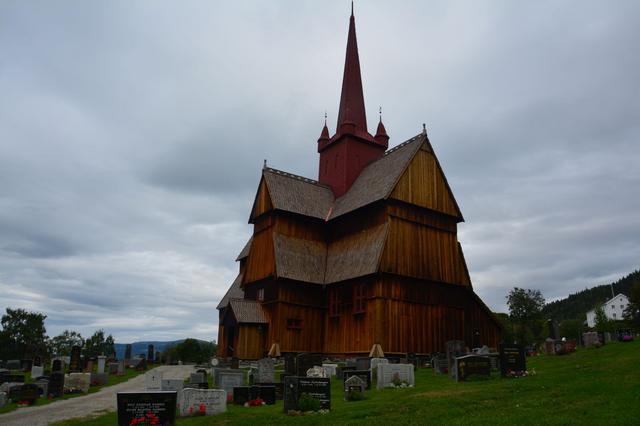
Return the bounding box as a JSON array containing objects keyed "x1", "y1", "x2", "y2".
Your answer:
[
  {"x1": 355, "y1": 357, "x2": 370, "y2": 371},
  {"x1": 346, "y1": 359, "x2": 357, "y2": 369},
  {"x1": 376, "y1": 364, "x2": 415, "y2": 389},
  {"x1": 84, "y1": 360, "x2": 94, "y2": 373},
  {"x1": 117, "y1": 360, "x2": 125, "y2": 375},
  {"x1": 296, "y1": 353, "x2": 322, "y2": 377},
  {"x1": 284, "y1": 353, "x2": 297, "y2": 375},
  {"x1": 21, "y1": 359, "x2": 33, "y2": 372},
  {"x1": 31, "y1": 365, "x2": 44, "y2": 378},
  {"x1": 218, "y1": 371, "x2": 244, "y2": 396},
  {"x1": 214, "y1": 368, "x2": 237, "y2": 386},
  {"x1": 7, "y1": 384, "x2": 23, "y2": 402},
  {"x1": 0, "y1": 391, "x2": 6, "y2": 408},
  {"x1": 91, "y1": 372, "x2": 109, "y2": 386},
  {"x1": 161, "y1": 378, "x2": 183, "y2": 393},
  {"x1": 124, "y1": 344, "x2": 132, "y2": 360},
  {"x1": 145, "y1": 370, "x2": 162, "y2": 390},
  {"x1": 582, "y1": 331, "x2": 600, "y2": 347},
  {"x1": 445, "y1": 340, "x2": 466, "y2": 380},
  {"x1": 256, "y1": 358, "x2": 274, "y2": 383},
  {"x1": 454, "y1": 355, "x2": 491, "y2": 381},
  {"x1": 179, "y1": 388, "x2": 226, "y2": 416},
  {"x1": 233, "y1": 386, "x2": 251, "y2": 405},
  {"x1": 17, "y1": 383, "x2": 39, "y2": 404},
  {"x1": 343, "y1": 370, "x2": 371, "y2": 389},
  {"x1": 109, "y1": 363, "x2": 119, "y2": 375},
  {"x1": 52, "y1": 359, "x2": 64, "y2": 373},
  {"x1": 306, "y1": 366, "x2": 327, "y2": 378},
  {"x1": 322, "y1": 363, "x2": 338, "y2": 377},
  {"x1": 370, "y1": 357, "x2": 388, "y2": 371},
  {"x1": 474, "y1": 345, "x2": 491, "y2": 355},
  {"x1": 189, "y1": 372, "x2": 206, "y2": 385},
  {"x1": 117, "y1": 391, "x2": 177, "y2": 426},
  {"x1": 69, "y1": 346, "x2": 82, "y2": 372},
  {"x1": 254, "y1": 385, "x2": 276, "y2": 405},
  {"x1": 432, "y1": 355, "x2": 448, "y2": 374},
  {"x1": 499, "y1": 344, "x2": 526, "y2": 377},
  {"x1": 6, "y1": 360, "x2": 21, "y2": 371},
  {"x1": 33, "y1": 356, "x2": 42, "y2": 367},
  {"x1": 136, "y1": 358, "x2": 147, "y2": 371},
  {"x1": 147, "y1": 345, "x2": 154, "y2": 362},
  {"x1": 33, "y1": 379, "x2": 48, "y2": 397},
  {"x1": 97, "y1": 356, "x2": 106, "y2": 373},
  {"x1": 231, "y1": 357, "x2": 239, "y2": 369},
  {"x1": 548, "y1": 319, "x2": 560, "y2": 340},
  {"x1": 283, "y1": 376, "x2": 331, "y2": 412},
  {"x1": 65, "y1": 372, "x2": 91, "y2": 393},
  {"x1": 5, "y1": 374, "x2": 25, "y2": 383},
  {"x1": 344, "y1": 375, "x2": 366, "y2": 400},
  {"x1": 48, "y1": 372, "x2": 64, "y2": 397}
]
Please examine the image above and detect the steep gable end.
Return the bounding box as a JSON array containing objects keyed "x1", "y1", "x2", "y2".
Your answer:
[
  {"x1": 249, "y1": 177, "x2": 274, "y2": 222},
  {"x1": 390, "y1": 141, "x2": 463, "y2": 221}
]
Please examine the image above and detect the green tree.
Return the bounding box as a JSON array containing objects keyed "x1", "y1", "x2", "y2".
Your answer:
[
  {"x1": 49, "y1": 330, "x2": 84, "y2": 356},
  {"x1": 506, "y1": 288, "x2": 545, "y2": 346},
  {"x1": 166, "y1": 339, "x2": 218, "y2": 364},
  {"x1": 84, "y1": 329, "x2": 116, "y2": 357},
  {"x1": 623, "y1": 281, "x2": 640, "y2": 327},
  {"x1": 0, "y1": 308, "x2": 48, "y2": 359},
  {"x1": 559, "y1": 318, "x2": 584, "y2": 340},
  {"x1": 594, "y1": 305, "x2": 615, "y2": 333}
]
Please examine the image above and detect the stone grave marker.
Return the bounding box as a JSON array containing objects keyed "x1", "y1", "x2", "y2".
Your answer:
[
  {"x1": 254, "y1": 385, "x2": 276, "y2": 405},
  {"x1": 69, "y1": 346, "x2": 82, "y2": 372},
  {"x1": 0, "y1": 391, "x2": 7, "y2": 408},
  {"x1": 117, "y1": 360, "x2": 125, "y2": 375},
  {"x1": 31, "y1": 365, "x2": 44, "y2": 378},
  {"x1": 376, "y1": 364, "x2": 415, "y2": 389},
  {"x1": 582, "y1": 331, "x2": 600, "y2": 347},
  {"x1": 296, "y1": 353, "x2": 322, "y2": 377},
  {"x1": 124, "y1": 344, "x2": 132, "y2": 360},
  {"x1": 213, "y1": 368, "x2": 236, "y2": 386},
  {"x1": 109, "y1": 363, "x2": 119, "y2": 375},
  {"x1": 454, "y1": 355, "x2": 491, "y2": 381},
  {"x1": 21, "y1": 359, "x2": 33, "y2": 372},
  {"x1": 147, "y1": 344, "x2": 154, "y2": 362},
  {"x1": 306, "y1": 366, "x2": 327, "y2": 378},
  {"x1": 355, "y1": 357, "x2": 370, "y2": 371},
  {"x1": 91, "y1": 372, "x2": 108, "y2": 386},
  {"x1": 117, "y1": 391, "x2": 177, "y2": 426},
  {"x1": 256, "y1": 358, "x2": 274, "y2": 383},
  {"x1": 7, "y1": 384, "x2": 23, "y2": 403},
  {"x1": 84, "y1": 360, "x2": 94, "y2": 373},
  {"x1": 344, "y1": 374, "x2": 366, "y2": 400},
  {"x1": 499, "y1": 344, "x2": 526, "y2": 377},
  {"x1": 6, "y1": 360, "x2": 21, "y2": 371},
  {"x1": 97, "y1": 356, "x2": 106, "y2": 373},
  {"x1": 52, "y1": 359, "x2": 64, "y2": 373},
  {"x1": 218, "y1": 371, "x2": 244, "y2": 396},
  {"x1": 65, "y1": 372, "x2": 91, "y2": 393},
  {"x1": 233, "y1": 386, "x2": 250, "y2": 405},
  {"x1": 4, "y1": 374, "x2": 25, "y2": 383},
  {"x1": 445, "y1": 340, "x2": 466, "y2": 380},
  {"x1": 346, "y1": 359, "x2": 357, "y2": 369},
  {"x1": 284, "y1": 353, "x2": 297, "y2": 375},
  {"x1": 161, "y1": 378, "x2": 183, "y2": 393},
  {"x1": 283, "y1": 376, "x2": 331, "y2": 412},
  {"x1": 189, "y1": 372, "x2": 205, "y2": 385},
  {"x1": 33, "y1": 378, "x2": 48, "y2": 397},
  {"x1": 136, "y1": 358, "x2": 147, "y2": 371},
  {"x1": 343, "y1": 370, "x2": 371, "y2": 389},
  {"x1": 17, "y1": 383, "x2": 39, "y2": 404},
  {"x1": 48, "y1": 372, "x2": 65, "y2": 397},
  {"x1": 145, "y1": 370, "x2": 162, "y2": 390},
  {"x1": 33, "y1": 356, "x2": 42, "y2": 367},
  {"x1": 179, "y1": 388, "x2": 226, "y2": 416},
  {"x1": 231, "y1": 357, "x2": 240, "y2": 369},
  {"x1": 370, "y1": 357, "x2": 388, "y2": 371},
  {"x1": 433, "y1": 355, "x2": 448, "y2": 374},
  {"x1": 322, "y1": 363, "x2": 338, "y2": 377}
]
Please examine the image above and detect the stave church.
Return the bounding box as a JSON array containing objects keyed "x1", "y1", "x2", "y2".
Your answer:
[{"x1": 216, "y1": 7, "x2": 502, "y2": 359}]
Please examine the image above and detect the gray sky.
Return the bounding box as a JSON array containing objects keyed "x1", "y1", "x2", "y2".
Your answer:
[{"x1": 1, "y1": 1, "x2": 639, "y2": 343}]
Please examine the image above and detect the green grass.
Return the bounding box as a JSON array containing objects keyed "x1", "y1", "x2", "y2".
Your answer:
[
  {"x1": 0, "y1": 366, "x2": 147, "y2": 415},
  {"x1": 52, "y1": 341, "x2": 640, "y2": 425}
]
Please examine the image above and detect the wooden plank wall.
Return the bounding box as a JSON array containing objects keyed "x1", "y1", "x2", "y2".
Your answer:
[
  {"x1": 236, "y1": 325, "x2": 264, "y2": 359},
  {"x1": 244, "y1": 226, "x2": 275, "y2": 283},
  {"x1": 250, "y1": 178, "x2": 273, "y2": 221},
  {"x1": 390, "y1": 147, "x2": 461, "y2": 219}
]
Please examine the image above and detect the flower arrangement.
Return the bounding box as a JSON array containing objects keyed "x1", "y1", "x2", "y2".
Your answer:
[
  {"x1": 188, "y1": 404, "x2": 207, "y2": 416},
  {"x1": 243, "y1": 397, "x2": 266, "y2": 407},
  {"x1": 387, "y1": 372, "x2": 413, "y2": 388},
  {"x1": 128, "y1": 411, "x2": 160, "y2": 425},
  {"x1": 506, "y1": 368, "x2": 535, "y2": 378}
]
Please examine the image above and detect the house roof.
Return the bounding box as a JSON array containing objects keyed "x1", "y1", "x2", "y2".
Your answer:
[
  {"x1": 216, "y1": 273, "x2": 244, "y2": 310},
  {"x1": 273, "y1": 233, "x2": 327, "y2": 284},
  {"x1": 236, "y1": 237, "x2": 252, "y2": 261},
  {"x1": 228, "y1": 299, "x2": 268, "y2": 324},
  {"x1": 262, "y1": 168, "x2": 334, "y2": 220}
]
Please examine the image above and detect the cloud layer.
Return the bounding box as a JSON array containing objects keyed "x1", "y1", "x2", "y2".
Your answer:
[{"x1": 1, "y1": 1, "x2": 639, "y2": 342}]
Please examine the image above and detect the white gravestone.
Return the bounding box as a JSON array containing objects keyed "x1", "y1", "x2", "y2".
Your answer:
[
  {"x1": 65, "y1": 372, "x2": 91, "y2": 393},
  {"x1": 97, "y1": 356, "x2": 106, "y2": 374},
  {"x1": 145, "y1": 370, "x2": 163, "y2": 390},
  {"x1": 0, "y1": 391, "x2": 8, "y2": 408},
  {"x1": 218, "y1": 372, "x2": 243, "y2": 396},
  {"x1": 117, "y1": 360, "x2": 125, "y2": 375},
  {"x1": 370, "y1": 358, "x2": 389, "y2": 371},
  {"x1": 179, "y1": 388, "x2": 226, "y2": 417},
  {"x1": 322, "y1": 363, "x2": 338, "y2": 376},
  {"x1": 306, "y1": 366, "x2": 327, "y2": 378},
  {"x1": 161, "y1": 378, "x2": 184, "y2": 393},
  {"x1": 376, "y1": 364, "x2": 415, "y2": 389},
  {"x1": 256, "y1": 358, "x2": 274, "y2": 383},
  {"x1": 31, "y1": 365, "x2": 44, "y2": 378}
]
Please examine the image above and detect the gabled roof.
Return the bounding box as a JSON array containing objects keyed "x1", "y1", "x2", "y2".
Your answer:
[
  {"x1": 228, "y1": 299, "x2": 268, "y2": 324},
  {"x1": 273, "y1": 233, "x2": 326, "y2": 284},
  {"x1": 236, "y1": 237, "x2": 252, "y2": 261},
  {"x1": 259, "y1": 168, "x2": 334, "y2": 220},
  {"x1": 216, "y1": 273, "x2": 244, "y2": 310}
]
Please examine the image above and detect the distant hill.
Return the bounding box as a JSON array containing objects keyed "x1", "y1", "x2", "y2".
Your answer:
[
  {"x1": 542, "y1": 270, "x2": 640, "y2": 322},
  {"x1": 114, "y1": 340, "x2": 184, "y2": 359}
]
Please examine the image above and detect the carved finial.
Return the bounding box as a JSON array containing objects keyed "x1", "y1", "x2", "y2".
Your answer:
[
  {"x1": 263, "y1": 159, "x2": 267, "y2": 169},
  {"x1": 324, "y1": 110, "x2": 327, "y2": 125},
  {"x1": 422, "y1": 123, "x2": 427, "y2": 135},
  {"x1": 351, "y1": 1, "x2": 354, "y2": 17},
  {"x1": 379, "y1": 106, "x2": 382, "y2": 122}
]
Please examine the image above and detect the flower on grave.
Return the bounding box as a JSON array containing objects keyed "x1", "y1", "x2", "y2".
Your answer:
[
  {"x1": 189, "y1": 406, "x2": 193, "y2": 414},
  {"x1": 248, "y1": 397, "x2": 265, "y2": 407},
  {"x1": 199, "y1": 404, "x2": 206, "y2": 413}
]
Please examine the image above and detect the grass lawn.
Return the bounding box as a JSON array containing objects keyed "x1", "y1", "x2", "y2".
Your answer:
[
  {"x1": 0, "y1": 366, "x2": 148, "y2": 415},
  {"x1": 53, "y1": 340, "x2": 640, "y2": 425}
]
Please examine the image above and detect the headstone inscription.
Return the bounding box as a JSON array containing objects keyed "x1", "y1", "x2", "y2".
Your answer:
[
  {"x1": 343, "y1": 370, "x2": 371, "y2": 390},
  {"x1": 48, "y1": 372, "x2": 64, "y2": 397},
  {"x1": 256, "y1": 358, "x2": 274, "y2": 383},
  {"x1": 283, "y1": 376, "x2": 331, "y2": 412},
  {"x1": 296, "y1": 353, "x2": 322, "y2": 377},
  {"x1": 376, "y1": 364, "x2": 415, "y2": 389},
  {"x1": 344, "y1": 375, "x2": 366, "y2": 400},
  {"x1": 179, "y1": 388, "x2": 226, "y2": 416},
  {"x1": 454, "y1": 355, "x2": 491, "y2": 381},
  {"x1": 499, "y1": 344, "x2": 526, "y2": 377},
  {"x1": 445, "y1": 340, "x2": 466, "y2": 380},
  {"x1": 147, "y1": 345, "x2": 154, "y2": 362},
  {"x1": 218, "y1": 371, "x2": 244, "y2": 396},
  {"x1": 117, "y1": 391, "x2": 177, "y2": 426},
  {"x1": 124, "y1": 344, "x2": 132, "y2": 360},
  {"x1": 69, "y1": 346, "x2": 82, "y2": 372}
]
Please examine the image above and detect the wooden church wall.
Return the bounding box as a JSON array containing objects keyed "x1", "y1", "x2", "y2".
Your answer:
[
  {"x1": 236, "y1": 324, "x2": 265, "y2": 359},
  {"x1": 390, "y1": 147, "x2": 460, "y2": 219},
  {"x1": 244, "y1": 225, "x2": 275, "y2": 283},
  {"x1": 250, "y1": 178, "x2": 273, "y2": 220}
]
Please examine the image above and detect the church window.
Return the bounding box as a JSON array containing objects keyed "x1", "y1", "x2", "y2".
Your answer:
[
  {"x1": 329, "y1": 288, "x2": 340, "y2": 317},
  {"x1": 287, "y1": 318, "x2": 303, "y2": 330},
  {"x1": 353, "y1": 283, "x2": 366, "y2": 314}
]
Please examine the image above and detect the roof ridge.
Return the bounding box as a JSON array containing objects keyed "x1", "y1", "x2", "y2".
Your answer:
[
  {"x1": 264, "y1": 166, "x2": 332, "y2": 189},
  {"x1": 383, "y1": 133, "x2": 423, "y2": 156}
]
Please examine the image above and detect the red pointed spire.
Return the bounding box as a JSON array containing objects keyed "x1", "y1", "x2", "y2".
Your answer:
[
  {"x1": 374, "y1": 115, "x2": 389, "y2": 147},
  {"x1": 318, "y1": 113, "x2": 330, "y2": 145},
  {"x1": 336, "y1": 5, "x2": 369, "y2": 138}
]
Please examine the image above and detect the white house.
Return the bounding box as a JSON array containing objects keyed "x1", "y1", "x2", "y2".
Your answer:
[{"x1": 586, "y1": 294, "x2": 630, "y2": 327}]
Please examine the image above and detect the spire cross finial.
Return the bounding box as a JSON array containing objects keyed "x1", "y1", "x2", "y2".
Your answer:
[
  {"x1": 351, "y1": 1, "x2": 354, "y2": 17},
  {"x1": 422, "y1": 123, "x2": 427, "y2": 135},
  {"x1": 379, "y1": 106, "x2": 382, "y2": 122},
  {"x1": 324, "y1": 110, "x2": 327, "y2": 125}
]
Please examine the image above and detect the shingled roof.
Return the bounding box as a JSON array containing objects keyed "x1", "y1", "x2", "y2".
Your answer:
[
  {"x1": 262, "y1": 168, "x2": 334, "y2": 220},
  {"x1": 235, "y1": 237, "x2": 252, "y2": 261},
  {"x1": 216, "y1": 273, "x2": 244, "y2": 310},
  {"x1": 273, "y1": 233, "x2": 326, "y2": 284},
  {"x1": 228, "y1": 299, "x2": 268, "y2": 323}
]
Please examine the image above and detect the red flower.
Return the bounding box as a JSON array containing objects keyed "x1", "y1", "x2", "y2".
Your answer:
[
  {"x1": 129, "y1": 419, "x2": 138, "y2": 426},
  {"x1": 199, "y1": 404, "x2": 206, "y2": 413}
]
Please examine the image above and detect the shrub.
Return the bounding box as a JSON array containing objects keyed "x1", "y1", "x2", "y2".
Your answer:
[
  {"x1": 298, "y1": 393, "x2": 321, "y2": 412},
  {"x1": 347, "y1": 390, "x2": 365, "y2": 401}
]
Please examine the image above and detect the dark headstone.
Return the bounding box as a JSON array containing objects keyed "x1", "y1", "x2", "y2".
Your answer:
[
  {"x1": 355, "y1": 357, "x2": 370, "y2": 371},
  {"x1": 547, "y1": 319, "x2": 559, "y2": 340},
  {"x1": 233, "y1": 386, "x2": 250, "y2": 405},
  {"x1": 7, "y1": 374, "x2": 25, "y2": 383},
  {"x1": 52, "y1": 359, "x2": 63, "y2": 373},
  {"x1": 455, "y1": 355, "x2": 491, "y2": 381},
  {"x1": 343, "y1": 370, "x2": 371, "y2": 390},
  {"x1": 231, "y1": 357, "x2": 240, "y2": 369},
  {"x1": 33, "y1": 356, "x2": 42, "y2": 367},
  {"x1": 340, "y1": 366, "x2": 356, "y2": 378},
  {"x1": 499, "y1": 344, "x2": 526, "y2": 377},
  {"x1": 20, "y1": 359, "x2": 33, "y2": 372},
  {"x1": 8, "y1": 384, "x2": 24, "y2": 402},
  {"x1": 255, "y1": 385, "x2": 276, "y2": 405},
  {"x1": 108, "y1": 363, "x2": 119, "y2": 375},
  {"x1": 283, "y1": 376, "x2": 331, "y2": 412},
  {"x1": 135, "y1": 358, "x2": 147, "y2": 371},
  {"x1": 48, "y1": 372, "x2": 65, "y2": 397},
  {"x1": 6, "y1": 360, "x2": 21, "y2": 371},
  {"x1": 296, "y1": 353, "x2": 322, "y2": 377},
  {"x1": 69, "y1": 346, "x2": 82, "y2": 372},
  {"x1": 124, "y1": 344, "x2": 132, "y2": 360},
  {"x1": 147, "y1": 345, "x2": 154, "y2": 362},
  {"x1": 284, "y1": 353, "x2": 297, "y2": 375},
  {"x1": 344, "y1": 375, "x2": 366, "y2": 400},
  {"x1": 117, "y1": 392, "x2": 177, "y2": 426},
  {"x1": 445, "y1": 340, "x2": 466, "y2": 380},
  {"x1": 274, "y1": 381, "x2": 284, "y2": 400}
]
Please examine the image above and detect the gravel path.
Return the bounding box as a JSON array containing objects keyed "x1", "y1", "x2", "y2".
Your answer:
[{"x1": 0, "y1": 365, "x2": 196, "y2": 426}]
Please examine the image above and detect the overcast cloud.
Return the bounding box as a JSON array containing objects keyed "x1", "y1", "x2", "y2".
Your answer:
[{"x1": 1, "y1": 0, "x2": 639, "y2": 343}]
